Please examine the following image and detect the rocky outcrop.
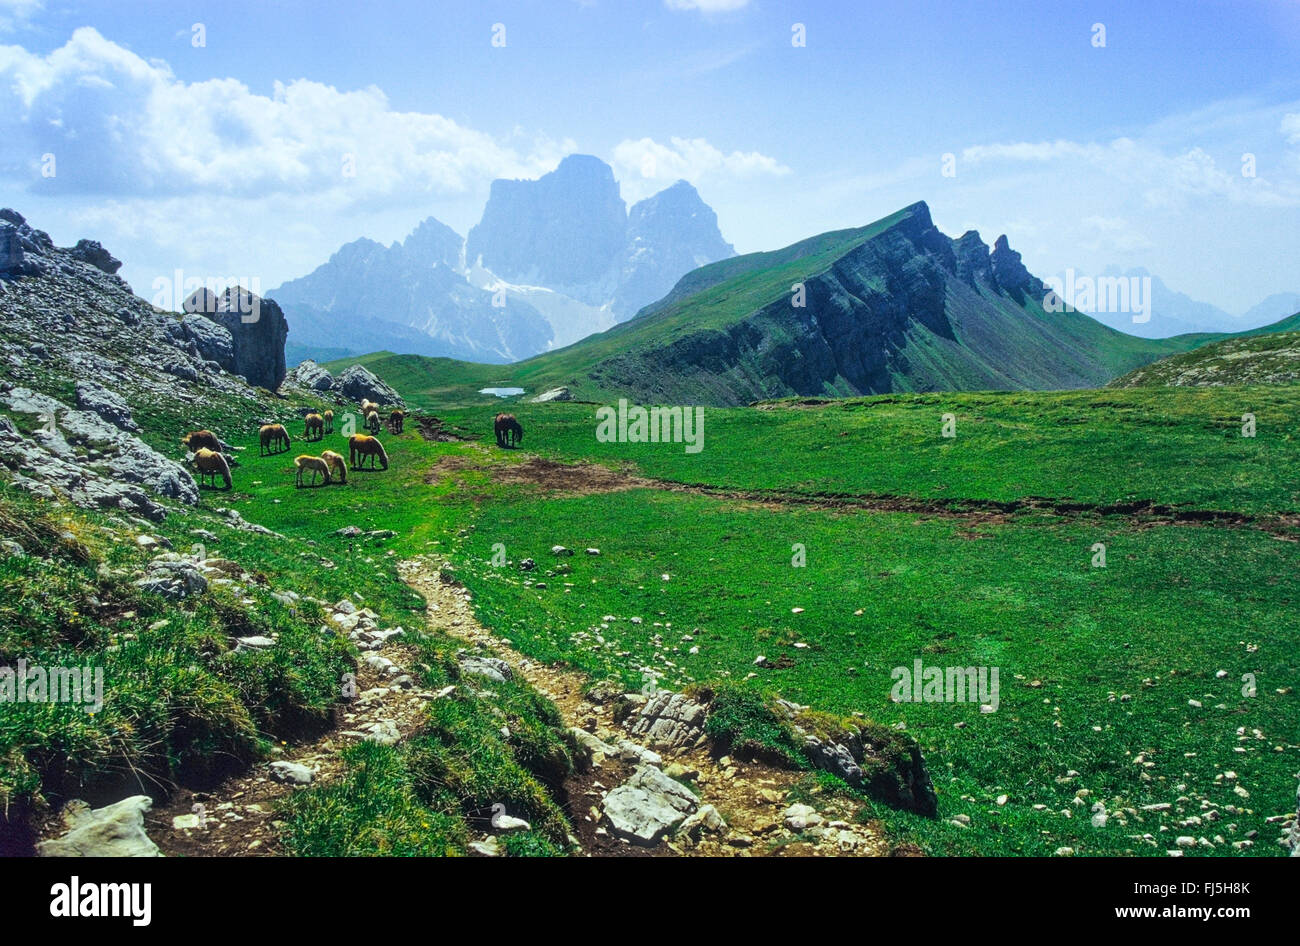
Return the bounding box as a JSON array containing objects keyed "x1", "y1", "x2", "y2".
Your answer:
[
  {"x1": 184, "y1": 287, "x2": 289, "y2": 391},
  {"x1": 74, "y1": 379, "x2": 138, "y2": 432},
  {"x1": 0, "y1": 408, "x2": 177, "y2": 522},
  {"x1": 179, "y1": 314, "x2": 236, "y2": 369},
  {"x1": 601, "y1": 763, "x2": 699, "y2": 845},
  {"x1": 68, "y1": 239, "x2": 122, "y2": 275},
  {"x1": 795, "y1": 717, "x2": 938, "y2": 816},
  {"x1": 37, "y1": 796, "x2": 161, "y2": 857},
  {"x1": 285, "y1": 359, "x2": 335, "y2": 392},
  {"x1": 989, "y1": 234, "x2": 1040, "y2": 300},
  {"x1": 336, "y1": 364, "x2": 403, "y2": 406},
  {"x1": 1, "y1": 210, "x2": 51, "y2": 278},
  {"x1": 626, "y1": 690, "x2": 708, "y2": 750}
]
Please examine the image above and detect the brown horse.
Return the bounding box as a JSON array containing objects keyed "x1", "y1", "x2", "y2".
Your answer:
[
  {"x1": 388, "y1": 409, "x2": 406, "y2": 434},
  {"x1": 320, "y1": 449, "x2": 348, "y2": 484},
  {"x1": 294, "y1": 454, "x2": 331, "y2": 487},
  {"x1": 304, "y1": 412, "x2": 324, "y2": 441},
  {"x1": 348, "y1": 434, "x2": 388, "y2": 470},
  {"x1": 323, "y1": 409, "x2": 334, "y2": 434},
  {"x1": 259, "y1": 423, "x2": 291, "y2": 456},
  {"x1": 192, "y1": 448, "x2": 232, "y2": 490},
  {"x1": 494, "y1": 413, "x2": 523, "y2": 448},
  {"x1": 181, "y1": 429, "x2": 221, "y2": 453},
  {"x1": 365, "y1": 410, "x2": 382, "y2": 435}
]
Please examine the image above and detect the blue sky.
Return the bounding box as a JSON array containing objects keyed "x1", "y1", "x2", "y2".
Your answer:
[{"x1": 1, "y1": 0, "x2": 1298, "y2": 313}]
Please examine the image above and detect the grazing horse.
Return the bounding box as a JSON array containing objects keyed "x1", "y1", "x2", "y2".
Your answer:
[
  {"x1": 360, "y1": 398, "x2": 379, "y2": 418},
  {"x1": 304, "y1": 412, "x2": 325, "y2": 441},
  {"x1": 259, "y1": 423, "x2": 291, "y2": 456},
  {"x1": 494, "y1": 413, "x2": 523, "y2": 448},
  {"x1": 348, "y1": 434, "x2": 388, "y2": 470},
  {"x1": 365, "y1": 410, "x2": 382, "y2": 435},
  {"x1": 323, "y1": 409, "x2": 334, "y2": 434},
  {"x1": 192, "y1": 448, "x2": 232, "y2": 490},
  {"x1": 294, "y1": 454, "x2": 331, "y2": 487},
  {"x1": 388, "y1": 409, "x2": 406, "y2": 435},
  {"x1": 320, "y1": 449, "x2": 348, "y2": 484},
  {"x1": 181, "y1": 429, "x2": 221, "y2": 453}
]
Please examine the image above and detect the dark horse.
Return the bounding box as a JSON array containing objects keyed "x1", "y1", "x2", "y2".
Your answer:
[{"x1": 494, "y1": 413, "x2": 523, "y2": 448}]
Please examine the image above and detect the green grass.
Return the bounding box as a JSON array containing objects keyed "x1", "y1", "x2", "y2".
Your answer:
[
  {"x1": 0, "y1": 379, "x2": 578, "y2": 854},
  {"x1": 427, "y1": 386, "x2": 1300, "y2": 515},
  {"x1": 399, "y1": 385, "x2": 1300, "y2": 856},
  {"x1": 8, "y1": 328, "x2": 1299, "y2": 857}
]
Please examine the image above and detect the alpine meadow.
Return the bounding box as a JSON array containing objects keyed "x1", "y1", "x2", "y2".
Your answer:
[{"x1": 0, "y1": 0, "x2": 1297, "y2": 923}]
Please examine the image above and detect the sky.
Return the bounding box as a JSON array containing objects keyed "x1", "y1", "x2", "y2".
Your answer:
[{"x1": 0, "y1": 0, "x2": 1298, "y2": 314}]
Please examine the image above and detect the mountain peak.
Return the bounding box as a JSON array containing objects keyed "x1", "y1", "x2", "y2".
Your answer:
[
  {"x1": 552, "y1": 153, "x2": 617, "y2": 181},
  {"x1": 900, "y1": 200, "x2": 933, "y2": 228}
]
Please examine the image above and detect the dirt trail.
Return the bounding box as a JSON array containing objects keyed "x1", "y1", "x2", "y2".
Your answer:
[
  {"x1": 425, "y1": 448, "x2": 1300, "y2": 537},
  {"x1": 145, "y1": 553, "x2": 888, "y2": 858},
  {"x1": 398, "y1": 556, "x2": 891, "y2": 857}
]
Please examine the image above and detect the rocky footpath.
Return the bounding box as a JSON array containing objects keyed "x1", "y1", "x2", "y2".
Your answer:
[{"x1": 400, "y1": 556, "x2": 928, "y2": 857}]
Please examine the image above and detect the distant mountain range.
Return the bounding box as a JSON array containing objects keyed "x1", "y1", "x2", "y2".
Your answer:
[
  {"x1": 1055, "y1": 267, "x2": 1298, "y2": 338},
  {"x1": 273, "y1": 154, "x2": 735, "y2": 366},
  {"x1": 336, "y1": 201, "x2": 1300, "y2": 407}
]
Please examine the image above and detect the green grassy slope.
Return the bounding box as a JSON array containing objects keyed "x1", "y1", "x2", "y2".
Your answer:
[
  {"x1": 1112, "y1": 323, "x2": 1300, "y2": 388},
  {"x1": 0, "y1": 373, "x2": 574, "y2": 856},
  {"x1": 414, "y1": 386, "x2": 1299, "y2": 856}
]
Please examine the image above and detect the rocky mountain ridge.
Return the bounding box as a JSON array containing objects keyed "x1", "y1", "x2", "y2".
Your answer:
[{"x1": 272, "y1": 155, "x2": 735, "y2": 364}]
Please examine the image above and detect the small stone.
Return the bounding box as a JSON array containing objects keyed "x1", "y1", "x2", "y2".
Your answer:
[{"x1": 269, "y1": 761, "x2": 314, "y2": 785}]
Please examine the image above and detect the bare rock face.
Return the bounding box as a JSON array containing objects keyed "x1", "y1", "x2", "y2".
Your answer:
[
  {"x1": 602, "y1": 763, "x2": 699, "y2": 845},
  {"x1": 793, "y1": 716, "x2": 938, "y2": 817},
  {"x1": 74, "y1": 379, "x2": 138, "y2": 432},
  {"x1": 989, "y1": 234, "x2": 1040, "y2": 300},
  {"x1": 626, "y1": 691, "x2": 708, "y2": 750},
  {"x1": 68, "y1": 239, "x2": 122, "y2": 275},
  {"x1": 37, "y1": 796, "x2": 161, "y2": 857},
  {"x1": 184, "y1": 286, "x2": 289, "y2": 391},
  {"x1": 0, "y1": 387, "x2": 197, "y2": 520},
  {"x1": 285, "y1": 359, "x2": 335, "y2": 392},
  {"x1": 336, "y1": 364, "x2": 403, "y2": 406}
]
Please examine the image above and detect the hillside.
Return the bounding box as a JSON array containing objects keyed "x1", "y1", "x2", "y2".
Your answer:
[
  {"x1": 336, "y1": 202, "x2": 1225, "y2": 407},
  {"x1": 1111, "y1": 321, "x2": 1300, "y2": 387},
  {"x1": 0, "y1": 210, "x2": 945, "y2": 860}
]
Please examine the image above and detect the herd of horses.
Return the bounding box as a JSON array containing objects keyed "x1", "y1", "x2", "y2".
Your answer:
[{"x1": 179, "y1": 403, "x2": 525, "y2": 491}]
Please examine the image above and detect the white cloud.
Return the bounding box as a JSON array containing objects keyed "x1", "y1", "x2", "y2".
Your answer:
[
  {"x1": 0, "y1": 0, "x2": 42, "y2": 33},
  {"x1": 960, "y1": 134, "x2": 1298, "y2": 210},
  {"x1": 664, "y1": 0, "x2": 751, "y2": 12},
  {"x1": 0, "y1": 27, "x2": 572, "y2": 203},
  {"x1": 611, "y1": 135, "x2": 789, "y2": 201},
  {"x1": 1283, "y1": 112, "x2": 1300, "y2": 145}
]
